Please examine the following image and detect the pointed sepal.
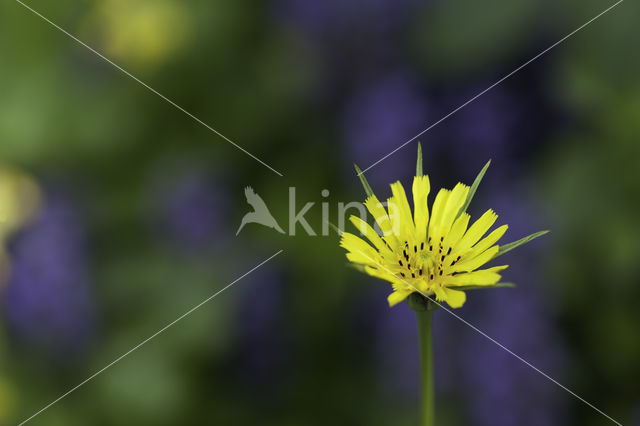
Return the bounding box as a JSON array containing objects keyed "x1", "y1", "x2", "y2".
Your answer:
[
  {"x1": 456, "y1": 159, "x2": 491, "y2": 219},
  {"x1": 354, "y1": 164, "x2": 374, "y2": 198},
  {"x1": 493, "y1": 230, "x2": 549, "y2": 259},
  {"x1": 452, "y1": 282, "x2": 516, "y2": 291},
  {"x1": 327, "y1": 221, "x2": 343, "y2": 236}
]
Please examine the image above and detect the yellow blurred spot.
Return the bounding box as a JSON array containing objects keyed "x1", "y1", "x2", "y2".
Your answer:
[
  {"x1": 83, "y1": 0, "x2": 191, "y2": 67},
  {"x1": 0, "y1": 377, "x2": 14, "y2": 423},
  {"x1": 0, "y1": 165, "x2": 41, "y2": 285},
  {"x1": 0, "y1": 166, "x2": 41, "y2": 240}
]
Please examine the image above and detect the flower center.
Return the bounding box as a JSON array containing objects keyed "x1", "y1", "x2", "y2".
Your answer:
[{"x1": 396, "y1": 237, "x2": 462, "y2": 285}]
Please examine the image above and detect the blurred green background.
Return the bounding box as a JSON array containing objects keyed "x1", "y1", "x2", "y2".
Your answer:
[{"x1": 0, "y1": 0, "x2": 639, "y2": 425}]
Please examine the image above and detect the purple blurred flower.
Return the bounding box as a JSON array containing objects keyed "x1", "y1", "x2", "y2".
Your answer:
[
  {"x1": 432, "y1": 311, "x2": 460, "y2": 394},
  {"x1": 343, "y1": 73, "x2": 430, "y2": 187},
  {"x1": 233, "y1": 266, "x2": 290, "y2": 394},
  {"x1": 277, "y1": 0, "x2": 417, "y2": 42},
  {"x1": 155, "y1": 168, "x2": 228, "y2": 252},
  {"x1": 446, "y1": 88, "x2": 521, "y2": 163},
  {"x1": 458, "y1": 188, "x2": 567, "y2": 426},
  {"x1": 478, "y1": 183, "x2": 550, "y2": 264},
  {"x1": 373, "y1": 292, "x2": 420, "y2": 400},
  {"x1": 2, "y1": 190, "x2": 95, "y2": 358},
  {"x1": 441, "y1": 82, "x2": 556, "y2": 181},
  {"x1": 459, "y1": 287, "x2": 568, "y2": 426},
  {"x1": 274, "y1": 0, "x2": 424, "y2": 99},
  {"x1": 368, "y1": 288, "x2": 470, "y2": 400}
]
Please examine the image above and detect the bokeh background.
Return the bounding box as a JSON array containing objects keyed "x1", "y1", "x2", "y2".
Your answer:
[{"x1": 1, "y1": 0, "x2": 639, "y2": 425}]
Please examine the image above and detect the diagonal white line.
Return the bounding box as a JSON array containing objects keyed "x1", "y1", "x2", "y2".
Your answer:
[
  {"x1": 18, "y1": 250, "x2": 284, "y2": 426},
  {"x1": 356, "y1": 250, "x2": 623, "y2": 426},
  {"x1": 357, "y1": 0, "x2": 624, "y2": 176},
  {"x1": 14, "y1": 0, "x2": 284, "y2": 177}
]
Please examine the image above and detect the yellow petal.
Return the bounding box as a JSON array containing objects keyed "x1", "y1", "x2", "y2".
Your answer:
[
  {"x1": 364, "y1": 195, "x2": 400, "y2": 251},
  {"x1": 440, "y1": 183, "x2": 469, "y2": 232},
  {"x1": 444, "y1": 288, "x2": 466, "y2": 308},
  {"x1": 341, "y1": 232, "x2": 379, "y2": 262},
  {"x1": 428, "y1": 188, "x2": 451, "y2": 239},
  {"x1": 389, "y1": 181, "x2": 415, "y2": 241},
  {"x1": 388, "y1": 289, "x2": 413, "y2": 307},
  {"x1": 364, "y1": 266, "x2": 397, "y2": 284},
  {"x1": 412, "y1": 175, "x2": 430, "y2": 244},
  {"x1": 450, "y1": 245, "x2": 499, "y2": 273},
  {"x1": 349, "y1": 215, "x2": 392, "y2": 255},
  {"x1": 346, "y1": 252, "x2": 379, "y2": 266},
  {"x1": 455, "y1": 209, "x2": 498, "y2": 254},
  {"x1": 467, "y1": 224, "x2": 508, "y2": 258},
  {"x1": 444, "y1": 265, "x2": 508, "y2": 286},
  {"x1": 433, "y1": 285, "x2": 447, "y2": 302},
  {"x1": 364, "y1": 195, "x2": 392, "y2": 235},
  {"x1": 444, "y1": 212, "x2": 470, "y2": 248}
]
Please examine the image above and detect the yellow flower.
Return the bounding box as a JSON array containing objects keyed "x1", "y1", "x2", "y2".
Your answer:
[{"x1": 341, "y1": 147, "x2": 547, "y2": 309}]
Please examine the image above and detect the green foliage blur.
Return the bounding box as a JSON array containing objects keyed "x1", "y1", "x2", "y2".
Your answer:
[{"x1": 0, "y1": 0, "x2": 638, "y2": 425}]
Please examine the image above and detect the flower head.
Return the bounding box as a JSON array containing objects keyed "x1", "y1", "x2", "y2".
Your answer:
[{"x1": 341, "y1": 146, "x2": 546, "y2": 309}]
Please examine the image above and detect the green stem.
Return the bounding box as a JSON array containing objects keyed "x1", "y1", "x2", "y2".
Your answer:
[{"x1": 416, "y1": 309, "x2": 434, "y2": 426}]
